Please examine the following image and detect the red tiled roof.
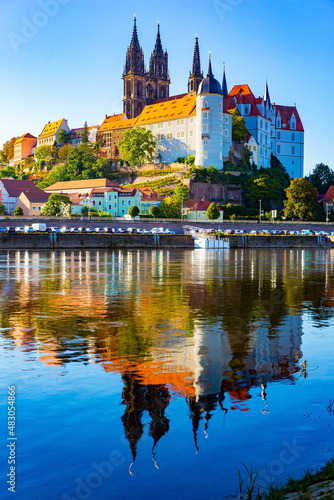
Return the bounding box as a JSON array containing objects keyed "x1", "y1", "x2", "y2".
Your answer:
[
  {"x1": 275, "y1": 105, "x2": 304, "y2": 132},
  {"x1": 191, "y1": 201, "x2": 223, "y2": 211},
  {"x1": 223, "y1": 94, "x2": 262, "y2": 116},
  {"x1": 323, "y1": 185, "x2": 334, "y2": 202}
]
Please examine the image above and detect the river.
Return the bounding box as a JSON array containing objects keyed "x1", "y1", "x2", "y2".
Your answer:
[{"x1": 0, "y1": 248, "x2": 333, "y2": 500}]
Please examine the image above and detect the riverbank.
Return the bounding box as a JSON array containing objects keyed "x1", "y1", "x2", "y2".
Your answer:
[
  {"x1": 256, "y1": 458, "x2": 334, "y2": 499},
  {"x1": 0, "y1": 233, "x2": 333, "y2": 249}
]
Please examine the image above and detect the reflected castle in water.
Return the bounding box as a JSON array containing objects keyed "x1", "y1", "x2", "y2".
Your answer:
[{"x1": 1, "y1": 249, "x2": 333, "y2": 463}]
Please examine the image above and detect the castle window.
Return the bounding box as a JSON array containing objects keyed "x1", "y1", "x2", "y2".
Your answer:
[
  {"x1": 204, "y1": 151, "x2": 207, "y2": 159},
  {"x1": 104, "y1": 133, "x2": 111, "y2": 148},
  {"x1": 157, "y1": 122, "x2": 163, "y2": 129},
  {"x1": 168, "y1": 121, "x2": 171, "y2": 127},
  {"x1": 203, "y1": 139, "x2": 208, "y2": 145},
  {"x1": 220, "y1": 152, "x2": 222, "y2": 160},
  {"x1": 177, "y1": 131, "x2": 180, "y2": 138},
  {"x1": 277, "y1": 131, "x2": 281, "y2": 140},
  {"x1": 253, "y1": 146, "x2": 256, "y2": 151},
  {"x1": 220, "y1": 103, "x2": 222, "y2": 109},
  {"x1": 277, "y1": 145, "x2": 281, "y2": 153},
  {"x1": 204, "y1": 101, "x2": 208, "y2": 108},
  {"x1": 202, "y1": 124, "x2": 208, "y2": 133},
  {"x1": 224, "y1": 129, "x2": 229, "y2": 137},
  {"x1": 202, "y1": 111, "x2": 208, "y2": 119},
  {"x1": 181, "y1": 131, "x2": 184, "y2": 138},
  {"x1": 220, "y1": 113, "x2": 223, "y2": 120},
  {"x1": 292, "y1": 132, "x2": 295, "y2": 141},
  {"x1": 190, "y1": 117, "x2": 194, "y2": 124},
  {"x1": 291, "y1": 146, "x2": 295, "y2": 155},
  {"x1": 137, "y1": 82, "x2": 142, "y2": 98},
  {"x1": 265, "y1": 135, "x2": 267, "y2": 145},
  {"x1": 157, "y1": 134, "x2": 164, "y2": 141},
  {"x1": 189, "y1": 130, "x2": 193, "y2": 137},
  {"x1": 220, "y1": 125, "x2": 223, "y2": 134},
  {"x1": 224, "y1": 116, "x2": 229, "y2": 124},
  {"x1": 260, "y1": 120, "x2": 263, "y2": 128},
  {"x1": 220, "y1": 140, "x2": 222, "y2": 146}
]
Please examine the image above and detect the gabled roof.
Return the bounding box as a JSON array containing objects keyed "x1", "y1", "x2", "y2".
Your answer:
[
  {"x1": 0, "y1": 179, "x2": 39, "y2": 197},
  {"x1": 275, "y1": 105, "x2": 304, "y2": 132},
  {"x1": 191, "y1": 201, "x2": 223, "y2": 211},
  {"x1": 44, "y1": 179, "x2": 119, "y2": 191},
  {"x1": 228, "y1": 84, "x2": 255, "y2": 98},
  {"x1": 39, "y1": 119, "x2": 64, "y2": 139},
  {"x1": 20, "y1": 189, "x2": 50, "y2": 203},
  {"x1": 323, "y1": 185, "x2": 334, "y2": 202},
  {"x1": 137, "y1": 187, "x2": 160, "y2": 201},
  {"x1": 223, "y1": 94, "x2": 262, "y2": 116},
  {"x1": 15, "y1": 133, "x2": 37, "y2": 144},
  {"x1": 136, "y1": 93, "x2": 196, "y2": 125}
]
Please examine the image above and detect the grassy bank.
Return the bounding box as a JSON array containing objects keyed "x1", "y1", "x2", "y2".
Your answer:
[{"x1": 238, "y1": 459, "x2": 334, "y2": 499}]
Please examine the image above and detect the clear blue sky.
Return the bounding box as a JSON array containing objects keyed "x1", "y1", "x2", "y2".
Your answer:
[{"x1": 1, "y1": 0, "x2": 333, "y2": 175}]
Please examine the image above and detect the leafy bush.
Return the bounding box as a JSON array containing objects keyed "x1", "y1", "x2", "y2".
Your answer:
[{"x1": 13, "y1": 207, "x2": 24, "y2": 217}]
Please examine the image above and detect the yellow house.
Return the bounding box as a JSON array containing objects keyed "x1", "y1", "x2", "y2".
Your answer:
[{"x1": 37, "y1": 118, "x2": 70, "y2": 148}]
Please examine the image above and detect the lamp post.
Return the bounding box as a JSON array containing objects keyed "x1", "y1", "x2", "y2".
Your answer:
[
  {"x1": 181, "y1": 196, "x2": 183, "y2": 221},
  {"x1": 259, "y1": 199, "x2": 262, "y2": 224}
]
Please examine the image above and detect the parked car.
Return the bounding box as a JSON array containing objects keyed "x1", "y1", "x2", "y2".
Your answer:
[
  {"x1": 0, "y1": 226, "x2": 6, "y2": 233},
  {"x1": 6, "y1": 227, "x2": 15, "y2": 233},
  {"x1": 51, "y1": 227, "x2": 61, "y2": 233},
  {"x1": 15, "y1": 227, "x2": 25, "y2": 232},
  {"x1": 70, "y1": 228, "x2": 80, "y2": 233},
  {"x1": 84, "y1": 228, "x2": 94, "y2": 233}
]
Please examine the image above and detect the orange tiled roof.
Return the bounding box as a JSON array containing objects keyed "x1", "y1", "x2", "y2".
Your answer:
[
  {"x1": 98, "y1": 113, "x2": 129, "y2": 132},
  {"x1": 228, "y1": 84, "x2": 254, "y2": 97},
  {"x1": 44, "y1": 179, "x2": 119, "y2": 191},
  {"x1": 99, "y1": 117, "x2": 138, "y2": 133},
  {"x1": 136, "y1": 93, "x2": 197, "y2": 126}
]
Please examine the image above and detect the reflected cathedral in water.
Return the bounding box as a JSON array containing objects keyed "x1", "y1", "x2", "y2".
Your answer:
[{"x1": 1, "y1": 248, "x2": 333, "y2": 467}]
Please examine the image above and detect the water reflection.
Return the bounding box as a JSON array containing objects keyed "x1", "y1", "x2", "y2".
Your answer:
[{"x1": 1, "y1": 249, "x2": 334, "y2": 463}]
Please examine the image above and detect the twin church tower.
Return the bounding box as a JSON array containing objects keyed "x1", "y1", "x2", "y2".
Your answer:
[{"x1": 123, "y1": 17, "x2": 204, "y2": 119}]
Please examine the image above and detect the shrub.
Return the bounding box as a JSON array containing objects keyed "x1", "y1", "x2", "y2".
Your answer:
[
  {"x1": 149, "y1": 205, "x2": 160, "y2": 217},
  {"x1": 128, "y1": 205, "x2": 140, "y2": 217},
  {"x1": 13, "y1": 207, "x2": 24, "y2": 217}
]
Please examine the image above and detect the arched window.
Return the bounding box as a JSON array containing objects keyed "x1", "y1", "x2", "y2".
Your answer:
[
  {"x1": 277, "y1": 145, "x2": 281, "y2": 154},
  {"x1": 147, "y1": 84, "x2": 154, "y2": 100},
  {"x1": 292, "y1": 132, "x2": 295, "y2": 141},
  {"x1": 127, "y1": 81, "x2": 131, "y2": 97},
  {"x1": 291, "y1": 146, "x2": 295, "y2": 155},
  {"x1": 137, "y1": 82, "x2": 142, "y2": 98}
]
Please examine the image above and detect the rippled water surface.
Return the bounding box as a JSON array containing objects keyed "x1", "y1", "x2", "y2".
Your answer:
[{"x1": 1, "y1": 248, "x2": 334, "y2": 500}]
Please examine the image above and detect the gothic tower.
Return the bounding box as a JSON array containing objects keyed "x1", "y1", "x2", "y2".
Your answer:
[
  {"x1": 146, "y1": 23, "x2": 170, "y2": 102},
  {"x1": 123, "y1": 16, "x2": 147, "y2": 119},
  {"x1": 188, "y1": 36, "x2": 203, "y2": 93}
]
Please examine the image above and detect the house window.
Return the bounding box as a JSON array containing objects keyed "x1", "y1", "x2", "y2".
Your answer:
[
  {"x1": 253, "y1": 146, "x2": 256, "y2": 151},
  {"x1": 177, "y1": 131, "x2": 180, "y2": 138},
  {"x1": 38, "y1": 207, "x2": 41, "y2": 210},
  {"x1": 33, "y1": 206, "x2": 35, "y2": 211},
  {"x1": 225, "y1": 116, "x2": 229, "y2": 124},
  {"x1": 181, "y1": 131, "x2": 184, "y2": 138},
  {"x1": 189, "y1": 130, "x2": 193, "y2": 137},
  {"x1": 109, "y1": 205, "x2": 111, "y2": 210},
  {"x1": 220, "y1": 113, "x2": 223, "y2": 120},
  {"x1": 122, "y1": 200, "x2": 124, "y2": 205},
  {"x1": 202, "y1": 124, "x2": 208, "y2": 133},
  {"x1": 157, "y1": 122, "x2": 163, "y2": 129},
  {"x1": 219, "y1": 125, "x2": 223, "y2": 134},
  {"x1": 203, "y1": 139, "x2": 208, "y2": 145},
  {"x1": 202, "y1": 111, "x2": 208, "y2": 119},
  {"x1": 168, "y1": 121, "x2": 171, "y2": 127},
  {"x1": 114, "y1": 203, "x2": 117, "y2": 207},
  {"x1": 128, "y1": 200, "x2": 131, "y2": 205},
  {"x1": 224, "y1": 129, "x2": 229, "y2": 137},
  {"x1": 190, "y1": 117, "x2": 194, "y2": 124}
]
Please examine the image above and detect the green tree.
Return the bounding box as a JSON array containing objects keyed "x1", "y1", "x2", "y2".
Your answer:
[
  {"x1": 206, "y1": 202, "x2": 220, "y2": 220},
  {"x1": 118, "y1": 126, "x2": 156, "y2": 166},
  {"x1": 81, "y1": 122, "x2": 89, "y2": 144},
  {"x1": 284, "y1": 178, "x2": 318, "y2": 220},
  {"x1": 173, "y1": 183, "x2": 189, "y2": 201},
  {"x1": 149, "y1": 205, "x2": 160, "y2": 217},
  {"x1": 310, "y1": 163, "x2": 334, "y2": 195},
  {"x1": 34, "y1": 145, "x2": 53, "y2": 162},
  {"x1": 228, "y1": 108, "x2": 249, "y2": 142},
  {"x1": 0, "y1": 166, "x2": 16, "y2": 179},
  {"x1": 0, "y1": 204, "x2": 6, "y2": 215},
  {"x1": 13, "y1": 207, "x2": 24, "y2": 217},
  {"x1": 244, "y1": 173, "x2": 281, "y2": 211},
  {"x1": 58, "y1": 144, "x2": 73, "y2": 160},
  {"x1": 128, "y1": 205, "x2": 140, "y2": 217},
  {"x1": 160, "y1": 195, "x2": 181, "y2": 218},
  {"x1": 185, "y1": 155, "x2": 195, "y2": 166},
  {"x1": 41, "y1": 193, "x2": 71, "y2": 217},
  {"x1": 57, "y1": 129, "x2": 70, "y2": 144}
]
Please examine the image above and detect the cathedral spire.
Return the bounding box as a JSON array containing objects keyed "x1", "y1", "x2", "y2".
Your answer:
[
  {"x1": 130, "y1": 15, "x2": 140, "y2": 50},
  {"x1": 222, "y1": 64, "x2": 228, "y2": 97},
  {"x1": 153, "y1": 21, "x2": 164, "y2": 55},
  {"x1": 188, "y1": 36, "x2": 203, "y2": 93}
]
